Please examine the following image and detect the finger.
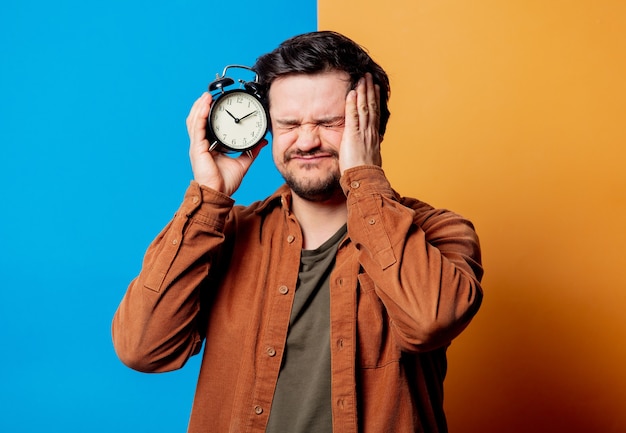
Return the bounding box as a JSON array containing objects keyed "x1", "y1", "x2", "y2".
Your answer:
[
  {"x1": 236, "y1": 140, "x2": 267, "y2": 172},
  {"x1": 356, "y1": 77, "x2": 369, "y2": 130},
  {"x1": 366, "y1": 73, "x2": 380, "y2": 129},
  {"x1": 245, "y1": 139, "x2": 268, "y2": 160},
  {"x1": 188, "y1": 93, "x2": 214, "y2": 158},
  {"x1": 344, "y1": 89, "x2": 359, "y2": 133},
  {"x1": 187, "y1": 93, "x2": 212, "y2": 144},
  {"x1": 372, "y1": 84, "x2": 381, "y2": 135},
  {"x1": 186, "y1": 92, "x2": 208, "y2": 128}
]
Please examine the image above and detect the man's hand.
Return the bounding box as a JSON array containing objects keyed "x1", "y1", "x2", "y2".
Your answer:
[
  {"x1": 186, "y1": 92, "x2": 266, "y2": 196},
  {"x1": 339, "y1": 73, "x2": 382, "y2": 173}
]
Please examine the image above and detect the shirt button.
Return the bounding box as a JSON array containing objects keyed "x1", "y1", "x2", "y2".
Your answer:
[
  {"x1": 287, "y1": 235, "x2": 295, "y2": 243},
  {"x1": 254, "y1": 405, "x2": 263, "y2": 415},
  {"x1": 191, "y1": 196, "x2": 199, "y2": 204},
  {"x1": 350, "y1": 181, "x2": 360, "y2": 189},
  {"x1": 278, "y1": 285, "x2": 289, "y2": 295},
  {"x1": 171, "y1": 239, "x2": 178, "y2": 245},
  {"x1": 266, "y1": 347, "x2": 276, "y2": 357},
  {"x1": 368, "y1": 218, "x2": 376, "y2": 225}
]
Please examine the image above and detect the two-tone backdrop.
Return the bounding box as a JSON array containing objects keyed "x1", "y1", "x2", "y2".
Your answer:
[{"x1": 2, "y1": 0, "x2": 625, "y2": 432}]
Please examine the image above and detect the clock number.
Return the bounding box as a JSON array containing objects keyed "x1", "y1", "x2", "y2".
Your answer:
[{"x1": 208, "y1": 88, "x2": 267, "y2": 151}]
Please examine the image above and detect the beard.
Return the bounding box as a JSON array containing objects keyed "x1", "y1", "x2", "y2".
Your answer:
[{"x1": 280, "y1": 150, "x2": 343, "y2": 202}]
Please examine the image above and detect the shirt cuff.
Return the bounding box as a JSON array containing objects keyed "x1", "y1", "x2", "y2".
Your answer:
[
  {"x1": 340, "y1": 165, "x2": 394, "y2": 199},
  {"x1": 178, "y1": 181, "x2": 235, "y2": 232}
]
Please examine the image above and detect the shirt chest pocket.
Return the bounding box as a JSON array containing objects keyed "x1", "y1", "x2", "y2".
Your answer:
[{"x1": 356, "y1": 273, "x2": 402, "y2": 368}]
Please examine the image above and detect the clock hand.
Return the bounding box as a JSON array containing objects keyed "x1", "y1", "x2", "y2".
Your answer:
[
  {"x1": 224, "y1": 109, "x2": 240, "y2": 123},
  {"x1": 239, "y1": 110, "x2": 258, "y2": 121}
]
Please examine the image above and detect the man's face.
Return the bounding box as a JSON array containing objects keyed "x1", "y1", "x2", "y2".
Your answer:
[{"x1": 269, "y1": 71, "x2": 351, "y2": 202}]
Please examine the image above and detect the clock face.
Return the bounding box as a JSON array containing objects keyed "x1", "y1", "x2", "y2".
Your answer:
[{"x1": 208, "y1": 90, "x2": 269, "y2": 152}]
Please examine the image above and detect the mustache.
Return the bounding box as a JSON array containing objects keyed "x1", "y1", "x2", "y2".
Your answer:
[{"x1": 284, "y1": 149, "x2": 339, "y2": 162}]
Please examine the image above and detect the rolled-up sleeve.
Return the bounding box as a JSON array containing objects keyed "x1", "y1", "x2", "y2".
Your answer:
[
  {"x1": 112, "y1": 181, "x2": 234, "y2": 372},
  {"x1": 341, "y1": 165, "x2": 483, "y2": 352}
]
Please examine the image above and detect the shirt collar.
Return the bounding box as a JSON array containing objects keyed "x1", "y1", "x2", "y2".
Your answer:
[{"x1": 253, "y1": 184, "x2": 292, "y2": 214}]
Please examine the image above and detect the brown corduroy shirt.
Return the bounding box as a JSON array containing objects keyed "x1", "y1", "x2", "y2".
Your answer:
[{"x1": 112, "y1": 165, "x2": 483, "y2": 433}]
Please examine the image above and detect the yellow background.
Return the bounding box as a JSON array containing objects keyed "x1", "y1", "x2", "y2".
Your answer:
[{"x1": 320, "y1": 1, "x2": 626, "y2": 431}]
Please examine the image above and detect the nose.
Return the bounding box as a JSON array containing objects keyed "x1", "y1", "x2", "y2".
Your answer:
[{"x1": 295, "y1": 124, "x2": 321, "y2": 151}]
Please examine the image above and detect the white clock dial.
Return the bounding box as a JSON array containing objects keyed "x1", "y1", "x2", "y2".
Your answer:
[{"x1": 209, "y1": 90, "x2": 268, "y2": 151}]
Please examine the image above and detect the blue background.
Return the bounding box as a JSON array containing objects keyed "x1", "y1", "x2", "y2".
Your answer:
[{"x1": 0, "y1": 1, "x2": 315, "y2": 431}]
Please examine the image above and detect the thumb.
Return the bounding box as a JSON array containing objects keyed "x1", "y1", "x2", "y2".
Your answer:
[{"x1": 234, "y1": 139, "x2": 268, "y2": 174}]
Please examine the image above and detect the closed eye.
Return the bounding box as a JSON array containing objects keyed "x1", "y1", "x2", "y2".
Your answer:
[
  {"x1": 320, "y1": 118, "x2": 345, "y2": 129},
  {"x1": 274, "y1": 116, "x2": 345, "y2": 131},
  {"x1": 274, "y1": 120, "x2": 300, "y2": 131}
]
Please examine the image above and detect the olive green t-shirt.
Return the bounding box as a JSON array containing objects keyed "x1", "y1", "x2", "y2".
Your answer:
[{"x1": 265, "y1": 225, "x2": 347, "y2": 433}]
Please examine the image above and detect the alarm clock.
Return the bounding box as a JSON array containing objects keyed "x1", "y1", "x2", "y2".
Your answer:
[{"x1": 206, "y1": 65, "x2": 270, "y2": 154}]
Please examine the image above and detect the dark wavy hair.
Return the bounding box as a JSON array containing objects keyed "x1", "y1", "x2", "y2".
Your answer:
[{"x1": 253, "y1": 31, "x2": 391, "y2": 137}]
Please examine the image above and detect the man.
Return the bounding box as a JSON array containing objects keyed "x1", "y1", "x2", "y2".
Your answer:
[{"x1": 112, "y1": 31, "x2": 483, "y2": 433}]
